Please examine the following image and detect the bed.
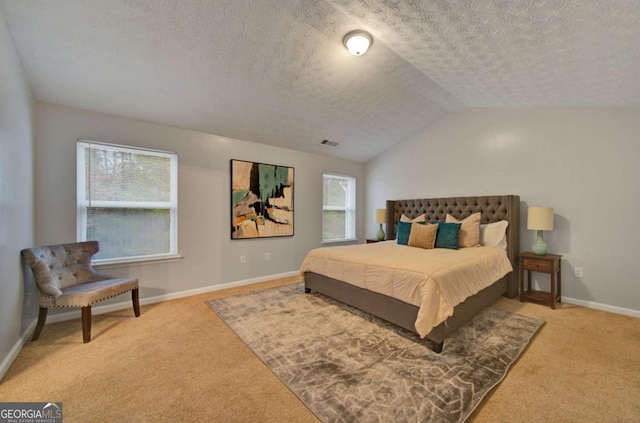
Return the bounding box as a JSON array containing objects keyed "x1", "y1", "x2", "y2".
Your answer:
[{"x1": 302, "y1": 195, "x2": 520, "y2": 352}]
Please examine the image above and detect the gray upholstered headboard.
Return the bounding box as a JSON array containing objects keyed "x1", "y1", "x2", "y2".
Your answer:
[{"x1": 386, "y1": 195, "x2": 520, "y2": 298}]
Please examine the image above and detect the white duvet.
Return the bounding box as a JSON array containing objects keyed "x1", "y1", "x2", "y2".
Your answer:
[{"x1": 300, "y1": 241, "x2": 513, "y2": 337}]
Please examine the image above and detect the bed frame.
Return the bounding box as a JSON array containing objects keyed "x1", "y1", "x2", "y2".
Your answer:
[{"x1": 304, "y1": 195, "x2": 520, "y2": 353}]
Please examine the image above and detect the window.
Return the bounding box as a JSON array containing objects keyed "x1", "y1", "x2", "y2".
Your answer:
[
  {"x1": 322, "y1": 174, "x2": 356, "y2": 242},
  {"x1": 77, "y1": 141, "x2": 178, "y2": 262}
]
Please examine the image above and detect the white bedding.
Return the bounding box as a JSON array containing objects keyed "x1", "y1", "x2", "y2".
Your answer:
[{"x1": 300, "y1": 241, "x2": 513, "y2": 337}]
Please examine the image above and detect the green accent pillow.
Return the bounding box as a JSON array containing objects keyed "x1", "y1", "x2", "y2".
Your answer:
[{"x1": 434, "y1": 222, "x2": 461, "y2": 249}]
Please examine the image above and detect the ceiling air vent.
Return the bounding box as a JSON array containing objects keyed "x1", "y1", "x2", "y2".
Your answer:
[{"x1": 320, "y1": 139, "x2": 339, "y2": 147}]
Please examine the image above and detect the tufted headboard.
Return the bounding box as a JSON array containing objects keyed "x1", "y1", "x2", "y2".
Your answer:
[{"x1": 386, "y1": 195, "x2": 520, "y2": 298}]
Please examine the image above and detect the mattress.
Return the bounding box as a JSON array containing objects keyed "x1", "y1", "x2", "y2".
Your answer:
[{"x1": 300, "y1": 241, "x2": 513, "y2": 337}]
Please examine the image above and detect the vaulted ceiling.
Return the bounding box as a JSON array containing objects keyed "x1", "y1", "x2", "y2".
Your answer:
[{"x1": 2, "y1": 0, "x2": 639, "y2": 162}]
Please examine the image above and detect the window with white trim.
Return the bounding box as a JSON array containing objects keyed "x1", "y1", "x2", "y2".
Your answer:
[
  {"x1": 77, "y1": 141, "x2": 178, "y2": 262},
  {"x1": 322, "y1": 174, "x2": 356, "y2": 242}
]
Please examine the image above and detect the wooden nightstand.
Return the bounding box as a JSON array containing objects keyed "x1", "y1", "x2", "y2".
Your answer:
[
  {"x1": 519, "y1": 252, "x2": 563, "y2": 309},
  {"x1": 365, "y1": 239, "x2": 382, "y2": 244}
]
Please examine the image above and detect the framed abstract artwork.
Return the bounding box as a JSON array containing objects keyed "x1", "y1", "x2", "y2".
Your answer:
[{"x1": 230, "y1": 159, "x2": 294, "y2": 239}]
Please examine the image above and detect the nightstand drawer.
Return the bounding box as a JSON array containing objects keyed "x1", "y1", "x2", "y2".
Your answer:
[{"x1": 523, "y1": 258, "x2": 552, "y2": 272}]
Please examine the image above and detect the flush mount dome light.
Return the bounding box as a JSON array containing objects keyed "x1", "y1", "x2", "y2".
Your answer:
[{"x1": 343, "y1": 30, "x2": 373, "y2": 56}]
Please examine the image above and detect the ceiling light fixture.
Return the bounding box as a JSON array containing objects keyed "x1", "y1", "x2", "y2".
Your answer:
[{"x1": 343, "y1": 30, "x2": 373, "y2": 56}]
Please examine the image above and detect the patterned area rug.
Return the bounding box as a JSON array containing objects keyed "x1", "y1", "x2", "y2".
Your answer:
[{"x1": 207, "y1": 283, "x2": 543, "y2": 423}]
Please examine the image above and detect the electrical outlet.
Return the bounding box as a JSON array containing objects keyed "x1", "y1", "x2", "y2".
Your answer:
[
  {"x1": 240, "y1": 255, "x2": 247, "y2": 264},
  {"x1": 265, "y1": 252, "x2": 271, "y2": 260},
  {"x1": 574, "y1": 267, "x2": 583, "y2": 278}
]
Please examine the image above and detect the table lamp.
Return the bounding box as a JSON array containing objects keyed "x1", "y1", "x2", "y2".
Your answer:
[
  {"x1": 527, "y1": 206, "x2": 554, "y2": 255},
  {"x1": 375, "y1": 209, "x2": 386, "y2": 241}
]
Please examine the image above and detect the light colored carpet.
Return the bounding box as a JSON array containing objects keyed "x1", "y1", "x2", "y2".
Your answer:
[
  {"x1": 1, "y1": 276, "x2": 639, "y2": 422},
  {"x1": 208, "y1": 283, "x2": 544, "y2": 422}
]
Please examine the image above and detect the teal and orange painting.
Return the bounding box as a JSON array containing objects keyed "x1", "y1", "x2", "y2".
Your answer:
[{"x1": 231, "y1": 159, "x2": 294, "y2": 239}]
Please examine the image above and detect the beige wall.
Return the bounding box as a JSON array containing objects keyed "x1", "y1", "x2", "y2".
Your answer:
[
  {"x1": 34, "y1": 102, "x2": 365, "y2": 306},
  {"x1": 366, "y1": 106, "x2": 640, "y2": 315},
  {"x1": 0, "y1": 7, "x2": 36, "y2": 378}
]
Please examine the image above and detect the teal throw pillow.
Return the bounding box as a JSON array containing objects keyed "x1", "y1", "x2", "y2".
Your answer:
[
  {"x1": 396, "y1": 221, "x2": 412, "y2": 245},
  {"x1": 434, "y1": 222, "x2": 461, "y2": 249},
  {"x1": 396, "y1": 221, "x2": 425, "y2": 245}
]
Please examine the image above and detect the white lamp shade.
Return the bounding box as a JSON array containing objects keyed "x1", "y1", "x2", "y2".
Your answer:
[
  {"x1": 343, "y1": 30, "x2": 372, "y2": 55},
  {"x1": 375, "y1": 209, "x2": 386, "y2": 224},
  {"x1": 527, "y1": 207, "x2": 554, "y2": 231}
]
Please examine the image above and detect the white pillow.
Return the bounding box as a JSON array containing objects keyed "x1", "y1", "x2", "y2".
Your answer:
[
  {"x1": 400, "y1": 213, "x2": 425, "y2": 223},
  {"x1": 480, "y1": 220, "x2": 509, "y2": 249}
]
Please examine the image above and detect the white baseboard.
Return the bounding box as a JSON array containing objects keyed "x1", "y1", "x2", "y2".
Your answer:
[
  {"x1": 45, "y1": 270, "x2": 301, "y2": 324},
  {"x1": 562, "y1": 297, "x2": 640, "y2": 318},
  {"x1": 0, "y1": 320, "x2": 37, "y2": 382}
]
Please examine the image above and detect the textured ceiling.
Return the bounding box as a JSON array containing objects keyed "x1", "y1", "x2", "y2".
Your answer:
[{"x1": 2, "y1": 0, "x2": 639, "y2": 162}]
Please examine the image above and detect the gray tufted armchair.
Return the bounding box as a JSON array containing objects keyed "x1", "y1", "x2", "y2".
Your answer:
[{"x1": 21, "y1": 241, "x2": 140, "y2": 343}]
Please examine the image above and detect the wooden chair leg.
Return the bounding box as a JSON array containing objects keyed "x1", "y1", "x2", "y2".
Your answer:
[
  {"x1": 132, "y1": 288, "x2": 140, "y2": 317},
  {"x1": 81, "y1": 306, "x2": 92, "y2": 343},
  {"x1": 31, "y1": 307, "x2": 48, "y2": 341}
]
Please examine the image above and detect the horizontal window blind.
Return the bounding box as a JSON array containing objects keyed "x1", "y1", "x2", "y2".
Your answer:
[
  {"x1": 322, "y1": 174, "x2": 356, "y2": 241},
  {"x1": 77, "y1": 141, "x2": 178, "y2": 261}
]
